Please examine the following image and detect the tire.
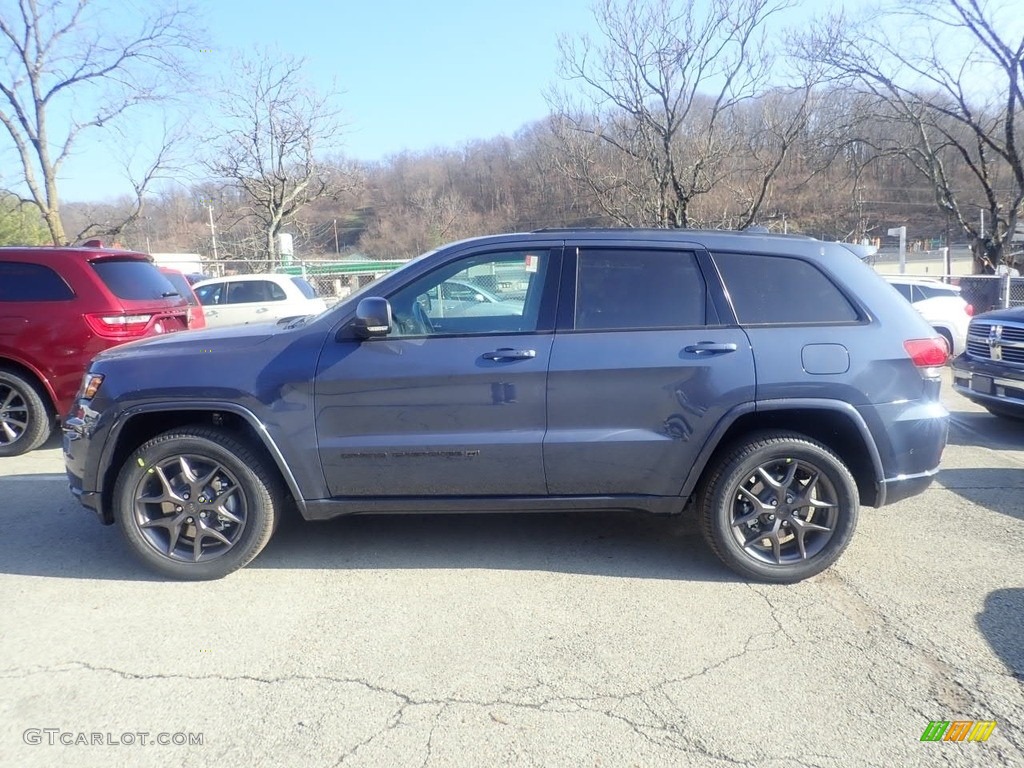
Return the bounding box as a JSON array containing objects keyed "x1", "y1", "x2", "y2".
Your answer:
[
  {"x1": 0, "y1": 367, "x2": 53, "y2": 457},
  {"x1": 112, "y1": 427, "x2": 282, "y2": 580},
  {"x1": 699, "y1": 431, "x2": 859, "y2": 583}
]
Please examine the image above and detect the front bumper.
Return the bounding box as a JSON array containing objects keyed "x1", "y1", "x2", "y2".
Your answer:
[
  {"x1": 62, "y1": 407, "x2": 110, "y2": 523},
  {"x1": 951, "y1": 355, "x2": 1024, "y2": 414}
]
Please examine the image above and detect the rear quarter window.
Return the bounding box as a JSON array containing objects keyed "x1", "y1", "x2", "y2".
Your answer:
[
  {"x1": 91, "y1": 260, "x2": 179, "y2": 301},
  {"x1": 0, "y1": 262, "x2": 75, "y2": 301},
  {"x1": 713, "y1": 252, "x2": 859, "y2": 324}
]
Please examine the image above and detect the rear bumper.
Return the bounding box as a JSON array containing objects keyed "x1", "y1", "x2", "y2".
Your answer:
[
  {"x1": 878, "y1": 468, "x2": 940, "y2": 507},
  {"x1": 858, "y1": 398, "x2": 948, "y2": 508}
]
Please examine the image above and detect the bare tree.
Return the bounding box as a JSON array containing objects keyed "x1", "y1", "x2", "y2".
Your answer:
[
  {"x1": 548, "y1": 0, "x2": 811, "y2": 229},
  {"x1": 207, "y1": 48, "x2": 359, "y2": 266},
  {"x1": 0, "y1": 0, "x2": 199, "y2": 244},
  {"x1": 800, "y1": 0, "x2": 1024, "y2": 271}
]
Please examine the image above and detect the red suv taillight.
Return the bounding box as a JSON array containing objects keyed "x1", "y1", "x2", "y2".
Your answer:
[
  {"x1": 85, "y1": 312, "x2": 154, "y2": 339},
  {"x1": 965, "y1": 303, "x2": 974, "y2": 316},
  {"x1": 904, "y1": 338, "x2": 948, "y2": 367}
]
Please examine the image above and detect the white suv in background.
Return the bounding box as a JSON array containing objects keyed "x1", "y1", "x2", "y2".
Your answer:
[
  {"x1": 883, "y1": 276, "x2": 972, "y2": 356},
  {"x1": 193, "y1": 274, "x2": 327, "y2": 328}
]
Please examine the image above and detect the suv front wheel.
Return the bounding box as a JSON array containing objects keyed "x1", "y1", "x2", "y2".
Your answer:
[
  {"x1": 699, "y1": 431, "x2": 859, "y2": 583},
  {"x1": 113, "y1": 427, "x2": 282, "y2": 580}
]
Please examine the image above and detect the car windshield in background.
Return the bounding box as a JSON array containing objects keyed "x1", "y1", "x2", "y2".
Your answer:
[
  {"x1": 91, "y1": 260, "x2": 178, "y2": 301},
  {"x1": 915, "y1": 284, "x2": 960, "y2": 300},
  {"x1": 290, "y1": 277, "x2": 318, "y2": 299},
  {"x1": 161, "y1": 271, "x2": 197, "y2": 306}
]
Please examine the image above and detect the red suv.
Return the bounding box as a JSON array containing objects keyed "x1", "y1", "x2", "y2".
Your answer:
[
  {"x1": 0, "y1": 245, "x2": 190, "y2": 456},
  {"x1": 159, "y1": 267, "x2": 207, "y2": 330}
]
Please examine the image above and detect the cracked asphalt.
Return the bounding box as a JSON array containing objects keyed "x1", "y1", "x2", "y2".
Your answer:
[{"x1": 0, "y1": 370, "x2": 1021, "y2": 768}]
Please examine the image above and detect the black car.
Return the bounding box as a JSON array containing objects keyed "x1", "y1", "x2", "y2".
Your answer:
[
  {"x1": 63, "y1": 229, "x2": 950, "y2": 582},
  {"x1": 952, "y1": 306, "x2": 1024, "y2": 419}
]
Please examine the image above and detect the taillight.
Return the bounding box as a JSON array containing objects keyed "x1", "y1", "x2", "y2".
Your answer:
[
  {"x1": 85, "y1": 312, "x2": 153, "y2": 339},
  {"x1": 965, "y1": 304, "x2": 974, "y2": 316},
  {"x1": 904, "y1": 338, "x2": 948, "y2": 367}
]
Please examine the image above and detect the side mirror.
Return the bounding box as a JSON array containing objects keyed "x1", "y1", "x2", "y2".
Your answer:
[
  {"x1": 351, "y1": 297, "x2": 392, "y2": 339},
  {"x1": 474, "y1": 293, "x2": 485, "y2": 302}
]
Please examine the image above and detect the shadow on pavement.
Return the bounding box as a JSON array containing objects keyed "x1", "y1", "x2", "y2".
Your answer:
[
  {"x1": 977, "y1": 588, "x2": 1024, "y2": 682},
  {"x1": 937, "y1": 468, "x2": 1024, "y2": 520},
  {"x1": 0, "y1": 473, "x2": 737, "y2": 583},
  {"x1": 946, "y1": 409, "x2": 1024, "y2": 449}
]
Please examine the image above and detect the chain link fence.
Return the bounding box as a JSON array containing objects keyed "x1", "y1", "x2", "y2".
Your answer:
[
  {"x1": 949, "y1": 275, "x2": 1024, "y2": 313},
  {"x1": 203, "y1": 258, "x2": 408, "y2": 306}
]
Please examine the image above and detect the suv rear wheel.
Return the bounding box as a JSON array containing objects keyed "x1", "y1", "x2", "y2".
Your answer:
[
  {"x1": 699, "y1": 431, "x2": 859, "y2": 583},
  {"x1": 113, "y1": 427, "x2": 282, "y2": 580},
  {"x1": 0, "y1": 367, "x2": 53, "y2": 457}
]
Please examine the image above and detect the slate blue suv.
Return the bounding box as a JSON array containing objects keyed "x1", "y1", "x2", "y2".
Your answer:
[{"x1": 63, "y1": 230, "x2": 950, "y2": 582}]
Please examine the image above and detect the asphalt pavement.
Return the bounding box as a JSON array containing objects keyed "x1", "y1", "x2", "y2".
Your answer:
[{"x1": 0, "y1": 370, "x2": 1021, "y2": 768}]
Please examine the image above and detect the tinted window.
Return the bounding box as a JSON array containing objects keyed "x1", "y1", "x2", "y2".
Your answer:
[
  {"x1": 291, "y1": 277, "x2": 317, "y2": 299},
  {"x1": 226, "y1": 280, "x2": 285, "y2": 304},
  {"x1": 91, "y1": 260, "x2": 178, "y2": 301},
  {"x1": 194, "y1": 283, "x2": 223, "y2": 305},
  {"x1": 714, "y1": 252, "x2": 859, "y2": 324},
  {"x1": 161, "y1": 271, "x2": 197, "y2": 306},
  {"x1": 575, "y1": 249, "x2": 705, "y2": 330},
  {"x1": 0, "y1": 262, "x2": 74, "y2": 301}
]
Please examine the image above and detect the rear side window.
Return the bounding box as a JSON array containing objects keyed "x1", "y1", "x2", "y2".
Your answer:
[
  {"x1": 291, "y1": 277, "x2": 317, "y2": 298},
  {"x1": 0, "y1": 262, "x2": 74, "y2": 301},
  {"x1": 91, "y1": 260, "x2": 178, "y2": 301},
  {"x1": 714, "y1": 252, "x2": 859, "y2": 324},
  {"x1": 575, "y1": 249, "x2": 705, "y2": 330},
  {"x1": 226, "y1": 280, "x2": 286, "y2": 303}
]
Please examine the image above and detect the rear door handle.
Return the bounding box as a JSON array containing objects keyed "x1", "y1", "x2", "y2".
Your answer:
[
  {"x1": 684, "y1": 341, "x2": 738, "y2": 354},
  {"x1": 482, "y1": 348, "x2": 537, "y2": 361}
]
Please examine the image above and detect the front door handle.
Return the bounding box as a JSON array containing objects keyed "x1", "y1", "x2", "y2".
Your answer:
[
  {"x1": 482, "y1": 348, "x2": 537, "y2": 361},
  {"x1": 684, "y1": 341, "x2": 738, "y2": 354}
]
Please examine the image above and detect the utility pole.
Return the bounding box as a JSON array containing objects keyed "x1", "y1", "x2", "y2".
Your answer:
[
  {"x1": 207, "y1": 203, "x2": 218, "y2": 262},
  {"x1": 887, "y1": 226, "x2": 907, "y2": 274},
  {"x1": 333, "y1": 219, "x2": 340, "y2": 254}
]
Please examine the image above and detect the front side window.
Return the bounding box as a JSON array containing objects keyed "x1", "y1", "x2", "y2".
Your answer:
[
  {"x1": 194, "y1": 283, "x2": 224, "y2": 306},
  {"x1": 575, "y1": 248, "x2": 706, "y2": 330},
  {"x1": 386, "y1": 250, "x2": 549, "y2": 337},
  {"x1": 0, "y1": 262, "x2": 74, "y2": 301},
  {"x1": 714, "y1": 252, "x2": 859, "y2": 325}
]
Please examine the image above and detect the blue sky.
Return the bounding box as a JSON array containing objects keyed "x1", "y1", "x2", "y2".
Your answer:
[{"x1": 5, "y1": 0, "x2": 602, "y2": 202}]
